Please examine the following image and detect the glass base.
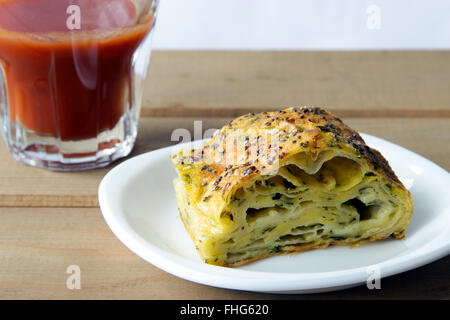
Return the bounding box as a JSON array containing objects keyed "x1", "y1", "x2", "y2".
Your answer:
[
  {"x1": 8, "y1": 137, "x2": 135, "y2": 171},
  {"x1": 2, "y1": 112, "x2": 138, "y2": 171}
]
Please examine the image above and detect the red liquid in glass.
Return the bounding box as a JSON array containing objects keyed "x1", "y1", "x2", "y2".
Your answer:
[{"x1": 0, "y1": 0, "x2": 152, "y2": 140}]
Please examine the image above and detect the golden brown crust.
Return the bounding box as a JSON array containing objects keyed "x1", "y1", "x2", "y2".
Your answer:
[{"x1": 171, "y1": 107, "x2": 406, "y2": 219}]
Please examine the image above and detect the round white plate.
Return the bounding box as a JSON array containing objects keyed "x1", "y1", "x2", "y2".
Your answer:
[{"x1": 98, "y1": 134, "x2": 450, "y2": 294}]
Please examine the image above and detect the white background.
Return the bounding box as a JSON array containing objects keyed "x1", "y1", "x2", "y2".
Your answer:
[{"x1": 151, "y1": 0, "x2": 450, "y2": 50}]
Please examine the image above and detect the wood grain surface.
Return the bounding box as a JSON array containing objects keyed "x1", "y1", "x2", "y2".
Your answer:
[
  {"x1": 143, "y1": 51, "x2": 450, "y2": 114},
  {"x1": 0, "y1": 51, "x2": 449, "y2": 299}
]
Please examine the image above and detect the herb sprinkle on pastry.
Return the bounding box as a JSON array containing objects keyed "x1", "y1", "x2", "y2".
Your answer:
[{"x1": 171, "y1": 107, "x2": 414, "y2": 266}]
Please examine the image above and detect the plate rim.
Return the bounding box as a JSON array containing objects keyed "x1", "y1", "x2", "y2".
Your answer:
[{"x1": 98, "y1": 133, "x2": 450, "y2": 293}]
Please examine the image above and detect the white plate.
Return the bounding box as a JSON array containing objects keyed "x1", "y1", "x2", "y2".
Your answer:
[{"x1": 98, "y1": 134, "x2": 450, "y2": 294}]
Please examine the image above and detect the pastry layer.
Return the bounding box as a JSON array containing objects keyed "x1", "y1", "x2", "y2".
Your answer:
[{"x1": 171, "y1": 107, "x2": 413, "y2": 266}]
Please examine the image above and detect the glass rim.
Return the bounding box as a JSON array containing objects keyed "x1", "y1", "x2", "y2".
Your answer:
[{"x1": 0, "y1": 0, "x2": 158, "y2": 44}]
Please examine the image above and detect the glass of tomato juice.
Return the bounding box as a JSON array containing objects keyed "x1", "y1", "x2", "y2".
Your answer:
[{"x1": 0, "y1": 0, "x2": 158, "y2": 170}]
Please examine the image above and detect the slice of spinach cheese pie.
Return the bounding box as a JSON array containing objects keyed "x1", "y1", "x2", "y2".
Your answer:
[{"x1": 171, "y1": 107, "x2": 413, "y2": 266}]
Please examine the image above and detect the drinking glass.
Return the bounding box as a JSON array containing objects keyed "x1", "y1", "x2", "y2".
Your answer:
[{"x1": 0, "y1": 0, "x2": 158, "y2": 171}]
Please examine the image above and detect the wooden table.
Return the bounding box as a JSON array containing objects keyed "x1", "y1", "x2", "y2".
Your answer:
[{"x1": 0, "y1": 51, "x2": 449, "y2": 299}]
